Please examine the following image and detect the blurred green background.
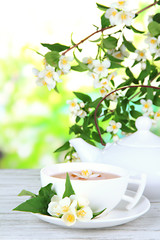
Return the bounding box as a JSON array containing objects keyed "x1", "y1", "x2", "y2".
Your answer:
[{"x1": 0, "y1": 0, "x2": 159, "y2": 168}]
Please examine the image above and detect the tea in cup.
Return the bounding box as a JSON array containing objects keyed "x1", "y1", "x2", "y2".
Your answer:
[{"x1": 40, "y1": 162, "x2": 146, "y2": 213}]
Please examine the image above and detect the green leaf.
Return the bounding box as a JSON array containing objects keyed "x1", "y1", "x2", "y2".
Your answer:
[
  {"x1": 62, "y1": 173, "x2": 75, "y2": 198},
  {"x1": 69, "y1": 125, "x2": 82, "y2": 134},
  {"x1": 18, "y1": 190, "x2": 37, "y2": 198},
  {"x1": 41, "y1": 43, "x2": 70, "y2": 52},
  {"x1": 54, "y1": 141, "x2": 70, "y2": 153},
  {"x1": 101, "y1": 13, "x2": 110, "y2": 28},
  {"x1": 89, "y1": 38, "x2": 101, "y2": 43},
  {"x1": 121, "y1": 124, "x2": 132, "y2": 133},
  {"x1": 45, "y1": 51, "x2": 60, "y2": 67},
  {"x1": 71, "y1": 33, "x2": 82, "y2": 52},
  {"x1": 138, "y1": 60, "x2": 151, "y2": 81},
  {"x1": 123, "y1": 36, "x2": 136, "y2": 52},
  {"x1": 73, "y1": 92, "x2": 91, "y2": 103},
  {"x1": 71, "y1": 65, "x2": 88, "y2": 72},
  {"x1": 13, "y1": 184, "x2": 56, "y2": 215},
  {"x1": 153, "y1": 91, "x2": 160, "y2": 106},
  {"x1": 73, "y1": 52, "x2": 89, "y2": 71},
  {"x1": 130, "y1": 110, "x2": 142, "y2": 119},
  {"x1": 105, "y1": 53, "x2": 123, "y2": 63},
  {"x1": 147, "y1": 87, "x2": 154, "y2": 100},
  {"x1": 103, "y1": 36, "x2": 118, "y2": 49},
  {"x1": 102, "y1": 113, "x2": 113, "y2": 122},
  {"x1": 130, "y1": 26, "x2": 145, "y2": 34},
  {"x1": 125, "y1": 68, "x2": 134, "y2": 79},
  {"x1": 148, "y1": 21, "x2": 160, "y2": 37},
  {"x1": 126, "y1": 87, "x2": 137, "y2": 98},
  {"x1": 92, "y1": 132, "x2": 102, "y2": 143},
  {"x1": 153, "y1": 13, "x2": 160, "y2": 23},
  {"x1": 109, "y1": 62, "x2": 124, "y2": 68},
  {"x1": 96, "y1": 3, "x2": 109, "y2": 11},
  {"x1": 88, "y1": 97, "x2": 102, "y2": 108},
  {"x1": 92, "y1": 208, "x2": 107, "y2": 219}
]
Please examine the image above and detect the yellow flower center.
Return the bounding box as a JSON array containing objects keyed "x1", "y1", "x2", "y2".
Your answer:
[
  {"x1": 121, "y1": 14, "x2": 127, "y2": 20},
  {"x1": 42, "y1": 80, "x2": 47, "y2": 86},
  {"x1": 118, "y1": 1, "x2": 125, "y2": 5},
  {"x1": 46, "y1": 71, "x2": 53, "y2": 78},
  {"x1": 77, "y1": 209, "x2": 86, "y2": 217},
  {"x1": 140, "y1": 52, "x2": 144, "y2": 57},
  {"x1": 62, "y1": 206, "x2": 70, "y2": 212},
  {"x1": 67, "y1": 214, "x2": 75, "y2": 222},
  {"x1": 111, "y1": 74, "x2": 115, "y2": 80},
  {"x1": 87, "y1": 59, "x2": 93, "y2": 64},
  {"x1": 156, "y1": 112, "x2": 160, "y2": 117},
  {"x1": 144, "y1": 103, "x2": 149, "y2": 108},
  {"x1": 81, "y1": 170, "x2": 89, "y2": 177},
  {"x1": 71, "y1": 102, "x2": 76, "y2": 107},
  {"x1": 100, "y1": 88, "x2": 105, "y2": 94},
  {"x1": 98, "y1": 66, "x2": 104, "y2": 72},
  {"x1": 92, "y1": 73, "x2": 96, "y2": 79},
  {"x1": 102, "y1": 81, "x2": 107, "y2": 85},
  {"x1": 112, "y1": 11, "x2": 117, "y2": 16},
  {"x1": 150, "y1": 39, "x2": 156, "y2": 44},
  {"x1": 112, "y1": 125, "x2": 117, "y2": 129},
  {"x1": 62, "y1": 58, "x2": 67, "y2": 65},
  {"x1": 115, "y1": 53, "x2": 122, "y2": 58}
]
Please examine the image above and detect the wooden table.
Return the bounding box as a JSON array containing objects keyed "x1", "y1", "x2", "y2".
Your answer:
[{"x1": 0, "y1": 169, "x2": 160, "y2": 240}]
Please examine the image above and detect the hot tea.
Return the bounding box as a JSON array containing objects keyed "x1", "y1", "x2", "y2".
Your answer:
[{"x1": 51, "y1": 170, "x2": 120, "y2": 180}]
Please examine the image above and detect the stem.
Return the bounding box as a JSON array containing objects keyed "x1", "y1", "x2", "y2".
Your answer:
[
  {"x1": 94, "y1": 85, "x2": 160, "y2": 146},
  {"x1": 136, "y1": 1, "x2": 159, "y2": 15},
  {"x1": 62, "y1": 26, "x2": 113, "y2": 55},
  {"x1": 128, "y1": 72, "x2": 160, "y2": 101},
  {"x1": 62, "y1": 1, "x2": 159, "y2": 55}
]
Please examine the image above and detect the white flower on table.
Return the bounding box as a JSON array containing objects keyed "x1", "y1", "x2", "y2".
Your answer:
[
  {"x1": 47, "y1": 195, "x2": 61, "y2": 217},
  {"x1": 107, "y1": 120, "x2": 122, "y2": 134},
  {"x1": 140, "y1": 99, "x2": 153, "y2": 114},
  {"x1": 59, "y1": 197, "x2": 77, "y2": 214},
  {"x1": 82, "y1": 57, "x2": 94, "y2": 69},
  {"x1": 73, "y1": 169, "x2": 101, "y2": 179},
  {"x1": 93, "y1": 59, "x2": 111, "y2": 78},
  {"x1": 62, "y1": 211, "x2": 77, "y2": 226},
  {"x1": 76, "y1": 206, "x2": 93, "y2": 222},
  {"x1": 105, "y1": 8, "x2": 118, "y2": 26},
  {"x1": 58, "y1": 55, "x2": 73, "y2": 73},
  {"x1": 145, "y1": 37, "x2": 158, "y2": 54},
  {"x1": 135, "y1": 49, "x2": 147, "y2": 61}
]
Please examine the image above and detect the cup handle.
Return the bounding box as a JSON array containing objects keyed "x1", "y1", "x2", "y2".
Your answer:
[{"x1": 122, "y1": 173, "x2": 147, "y2": 210}]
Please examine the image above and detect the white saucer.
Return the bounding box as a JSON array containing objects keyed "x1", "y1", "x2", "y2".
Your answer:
[{"x1": 33, "y1": 191, "x2": 150, "y2": 229}]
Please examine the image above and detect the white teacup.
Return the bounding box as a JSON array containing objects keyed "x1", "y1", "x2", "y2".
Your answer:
[{"x1": 40, "y1": 162, "x2": 146, "y2": 213}]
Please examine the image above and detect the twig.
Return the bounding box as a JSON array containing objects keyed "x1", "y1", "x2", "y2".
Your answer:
[
  {"x1": 128, "y1": 72, "x2": 160, "y2": 101},
  {"x1": 62, "y1": 1, "x2": 160, "y2": 55},
  {"x1": 94, "y1": 85, "x2": 160, "y2": 146}
]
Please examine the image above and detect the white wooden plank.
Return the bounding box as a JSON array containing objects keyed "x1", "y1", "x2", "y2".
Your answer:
[{"x1": 0, "y1": 170, "x2": 160, "y2": 240}]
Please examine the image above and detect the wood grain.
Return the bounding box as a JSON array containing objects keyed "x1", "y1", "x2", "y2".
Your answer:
[{"x1": 0, "y1": 169, "x2": 160, "y2": 240}]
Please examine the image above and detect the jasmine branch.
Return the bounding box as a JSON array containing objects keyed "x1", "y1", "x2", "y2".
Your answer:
[
  {"x1": 62, "y1": 1, "x2": 160, "y2": 55},
  {"x1": 94, "y1": 85, "x2": 160, "y2": 146}
]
